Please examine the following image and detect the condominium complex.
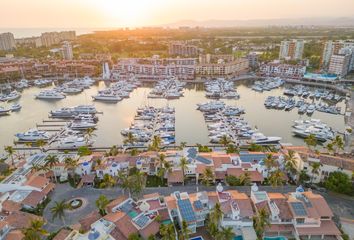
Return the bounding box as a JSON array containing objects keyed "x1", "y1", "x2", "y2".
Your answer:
[
  {"x1": 322, "y1": 40, "x2": 354, "y2": 76},
  {"x1": 0, "y1": 32, "x2": 16, "y2": 51},
  {"x1": 15, "y1": 36, "x2": 43, "y2": 48},
  {"x1": 279, "y1": 39, "x2": 304, "y2": 60},
  {"x1": 168, "y1": 41, "x2": 200, "y2": 56},
  {"x1": 322, "y1": 40, "x2": 354, "y2": 67},
  {"x1": 328, "y1": 52, "x2": 351, "y2": 77},
  {"x1": 196, "y1": 58, "x2": 249, "y2": 77},
  {"x1": 40, "y1": 31, "x2": 76, "y2": 47},
  {"x1": 259, "y1": 62, "x2": 306, "y2": 79},
  {"x1": 112, "y1": 56, "x2": 196, "y2": 80},
  {"x1": 62, "y1": 41, "x2": 73, "y2": 60}
]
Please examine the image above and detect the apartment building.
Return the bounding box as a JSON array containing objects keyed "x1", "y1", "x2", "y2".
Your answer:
[
  {"x1": 40, "y1": 31, "x2": 76, "y2": 47},
  {"x1": 259, "y1": 63, "x2": 306, "y2": 79},
  {"x1": 322, "y1": 40, "x2": 354, "y2": 68},
  {"x1": 0, "y1": 32, "x2": 16, "y2": 51},
  {"x1": 195, "y1": 58, "x2": 249, "y2": 77},
  {"x1": 279, "y1": 39, "x2": 304, "y2": 60},
  {"x1": 168, "y1": 41, "x2": 200, "y2": 56},
  {"x1": 328, "y1": 52, "x2": 352, "y2": 77},
  {"x1": 62, "y1": 41, "x2": 73, "y2": 60},
  {"x1": 15, "y1": 36, "x2": 43, "y2": 48},
  {"x1": 112, "y1": 56, "x2": 196, "y2": 80}
]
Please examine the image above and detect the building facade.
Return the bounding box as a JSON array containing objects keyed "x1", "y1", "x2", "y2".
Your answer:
[
  {"x1": 0, "y1": 32, "x2": 16, "y2": 51},
  {"x1": 168, "y1": 41, "x2": 199, "y2": 56},
  {"x1": 279, "y1": 39, "x2": 304, "y2": 60},
  {"x1": 40, "y1": 31, "x2": 76, "y2": 47},
  {"x1": 62, "y1": 41, "x2": 73, "y2": 60},
  {"x1": 328, "y1": 53, "x2": 351, "y2": 77},
  {"x1": 259, "y1": 63, "x2": 306, "y2": 79},
  {"x1": 196, "y1": 58, "x2": 249, "y2": 77}
]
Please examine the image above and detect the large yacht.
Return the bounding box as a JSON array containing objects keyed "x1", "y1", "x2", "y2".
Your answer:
[
  {"x1": 250, "y1": 133, "x2": 282, "y2": 144},
  {"x1": 58, "y1": 136, "x2": 94, "y2": 149},
  {"x1": 0, "y1": 91, "x2": 21, "y2": 101},
  {"x1": 35, "y1": 90, "x2": 66, "y2": 100},
  {"x1": 70, "y1": 121, "x2": 97, "y2": 130},
  {"x1": 15, "y1": 129, "x2": 50, "y2": 141},
  {"x1": 73, "y1": 105, "x2": 97, "y2": 114},
  {"x1": 92, "y1": 92, "x2": 121, "y2": 102},
  {"x1": 0, "y1": 106, "x2": 11, "y2": 116}
]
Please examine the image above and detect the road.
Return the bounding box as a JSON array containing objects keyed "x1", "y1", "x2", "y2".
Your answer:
[{"x1": 43, "y1": 184, "x2": 354, "y2": 233}]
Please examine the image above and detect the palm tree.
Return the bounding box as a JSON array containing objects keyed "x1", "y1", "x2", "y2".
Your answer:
[
  {"x1": 129, "y1": 171, "x2": 146, "y2": 197},
  {"x1": 51, "y1": 200, "x2": 69, "y2": 225},
  {"x1": 219, "y1": 135, "x2": 231, "y2": 147},
  {"x1": 210, "y1": 202, "x2": 223, "y2": 227},
  {"x1": 117, "y1": 170, "x2": 131, "y2": 196},
  {"x1": 284, "y1": 150, "x2": 298, "y2": 179},
  {"x1": 161, "y1": 223, "x2": 176, "y2": 240},
  {"x1": 128, "y1": 233, "x2": 141, "y2": 240},
  {"x1": 45, "y1": 155, "x2": 59, "y2": 182},
  {"x1": 310, "y1": 162, "x2": 321, "y2": 183},
  {"x1": 100, "y1": 174, "x2": 116, "y2": 188},
  {"x1": 179, "y1": 220, "x2": 191, "y2": 240},
  {"x1": 253, "y1": 207, "x2": 270, "y2": 240},
  {"x1": 108, "y1": 145, "x2": 119, "y2": 156},
  {"x1": 179, "y1": 157, "x2": 188, "y2": 185},
  {"x1": 96, "y1": 195, "x2": 110, "y2": 216},
  {"x1": 64, "y1": 157, "x2": 78, "y2": 185},
  {"x1": 326, "y1": 142, "x2": 334, "y2": 155},
  {"x1": 30, "y1": 164, "x2": 50, "y2": 175},
  {"x1": 268, "y1": 169, "x2": 284, "y2": 188},
  {"x1": 84, "y1": 128, "x2": 96, "y2": 145},
  {"x1": 151, "y1": 135, "x2": 162, "y2": 151},
  {"x1": 333, "y1": 136, "x2": 344, "y2": 155},
  {"x1": 4, "y1": 146, "x2": 15, "y2": 166},
  {"x1": 201, "y1": 167, "x2": 214, "y2": 186},
  {"x1": 22, "y1": 219, "x2": 48, "y2": 240},
  {"x1": 263, "y1": 154, "x2": 276, "y2": 172},
  {"x1": 304, "y1": 134, "x2": 317, "y2": 151},
  {"x1": 239, "y1": 172, "x2": 251, "y2": 186},
  {"x1": 216, "y1": 226, "x2": 234, "y2": 240},
  {"x1": 179, "y1": 141, "x2": 187, "y2": 150},
  {"x1": 124, "y1": 132, "x2": 136, "y2": 145},
  {"x1": 35, "y1": 139, "x2": 46, "y2": 152}
]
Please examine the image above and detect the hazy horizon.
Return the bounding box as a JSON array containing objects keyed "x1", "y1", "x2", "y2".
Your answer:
[{"x1": 1, "y1": 0, "x2": 354, "y2": 29}]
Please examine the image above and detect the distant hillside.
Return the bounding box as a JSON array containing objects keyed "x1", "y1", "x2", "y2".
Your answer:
[{"x1": 163, "y1": 17, "x2": 354, "y2": 28}]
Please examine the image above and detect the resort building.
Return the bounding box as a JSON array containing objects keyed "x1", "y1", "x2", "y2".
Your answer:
[
  {"x1": 62, "y1": 41, "x2": 73, "y2": 60},
  {"x1": 112, "y1": 56, "x2": 196, "y2": 80},
  {"x1": 279, "y1": 39, "x2": 305, "y2": 60},
  {"x1": 0, "y1": 32, "x2": 16, "y2": 51},
  {"x1": 195, "y1": 58, "x2": 249, "y2": 77},
  {"x1": 328, "y1": 51, "x2": 352, "y2": 77},
  {"x1": 259, "y1": 62, "x2": 306, "y2": 79},
  {"x1": 169, "y1": 41, "x2": 200, "y2": 56},
  {"x1": 322, "y1": 40, "x2": 354, "y2": 68}
]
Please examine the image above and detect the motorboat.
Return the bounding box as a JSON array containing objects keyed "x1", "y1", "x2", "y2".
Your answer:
[
  {"x1": 92, "y1": 92, "x2": 121, "y2": 102},
  {"x1": 0, "y1": 106, "x2": 11, "y2": 116},
  {"x1": 73, "y1": 105, "x2": 97, "y2": 114},
  {"x1": 70, "y1": 121, "x2": 97, "y2": 130},
  {"x1": 15, "y1": 129, "x2": 50, "y2": 141},
  {"x1": 35, "y1": 90, "x2": 66, "y2": 100},
  {"x1": 250, "y1": 133, "x2": 281, "y2": 144},
  {"x1": 58, "y1": 136, "x2": 94, "y2": 149},
  {"x1": 10, "y1": 103, "x2": 21, "y2": 111},
  {"x1": 1, "y1": 91, "x2": 21, "y2": 101}
]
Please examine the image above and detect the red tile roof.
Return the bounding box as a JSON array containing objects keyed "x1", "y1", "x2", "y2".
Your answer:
[
  {"x1": 25, "y1": 175, "x2": 49, "y2": 190},
  {"x1": 106, "y1": 196, "x2": 128, "y2": 213},
  {"x1": 167, "y1": 169, "x2": 184, "y2": 183},
  {"x1": 79, "y1": 211, "x2": 101, "y2": 232},
  {"x1": 297, "y1": 220, "x2": 341, "y2": 236},
  {"x1": 114, "y1": 214, "x2": 138, "y2": 239},
  {"x1": 139, "y1": 221, "x2": 160, "y2": 239},
  {"x1": 22, "y1": 191, "x2": 46, "y2": 208},
  {"x1": 1, "y1": 200, "x2": 21, "y2": 213},
  {"x1": 52, "y1": 229, "x2": 72, "y2": 240},
  {"x1": 5, "y1": 211, "x2": 43, "y2": 229}
]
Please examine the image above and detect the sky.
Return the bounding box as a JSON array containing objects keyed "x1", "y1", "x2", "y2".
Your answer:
[{"x1": 1, "y1": 0, "x2": 354, "y2": 28}]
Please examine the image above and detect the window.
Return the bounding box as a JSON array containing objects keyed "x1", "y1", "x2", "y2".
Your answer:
[{"x1": 296, "y1": 218, "x2": 305, "y2": 224}]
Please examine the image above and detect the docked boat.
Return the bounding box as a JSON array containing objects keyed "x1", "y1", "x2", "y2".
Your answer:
[
  {"x1": 70, "y1": 121, "x2": 97, "y2": 130},
  {"x1": 58, "y1": 136, "x2": 94, "y2": 149},
  {"x1": 35, "y1": 90, "x2": 66, "y2": 100},
  {"x1": 1, "y1": 91, "x2": 21, "y2": 101},
  {"x1": 15, "y1": 129, "x2": 50, "y2": 141},
  {"x1": 250, "y1": 133, "x2": 281, "y2": 144},
  {"x1": 92, "y1": 92, "x2": 121, "y2": 102},
  {"x1": 0, "y1": 106, "x2": 11, "y2": 116},
  {"x1": 10, "y1": 103, "x2": 21, "y2": 111},
  {"x1": 73, "y1": 105, "x2": 97, "y2": 114}
]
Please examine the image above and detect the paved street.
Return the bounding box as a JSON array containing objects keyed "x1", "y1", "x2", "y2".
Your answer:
[{"x1": 43, "y1": 183, "x2": 354, "y2": 233}]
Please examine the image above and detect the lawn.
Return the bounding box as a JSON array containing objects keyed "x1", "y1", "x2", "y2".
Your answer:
[{"x1": 146, "y1": 175, "x2": 167, "y2": 187}]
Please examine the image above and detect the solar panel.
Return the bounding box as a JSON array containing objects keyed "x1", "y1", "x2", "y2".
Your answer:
[
  {"x1": 120, "y1": 201, "x2": 133, "y2": 213},
  {"x1": 290, "y1": 202, "x2": 307, "y2": 216},
  {"x1": 195, "y1": 156, "x2": 212, "y2": 164},
  {"x1": 178, "y1": 199, "x2": 196, "y2": 222},
  {"x1": 239, "y1": 153, "x2": 266, "y2": 163},
  {"x1": 134, "y1": 215, "x2": 150, "y2": 228},
  {"x1": 193, "y1": 200, "x2": 203, "y2": 210},
  {"x1": 187, "y1": 148, "x2": 197, "y2": 158}
]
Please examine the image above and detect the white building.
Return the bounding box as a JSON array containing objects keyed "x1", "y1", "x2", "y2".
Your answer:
[
  {"x1": 322, "y1": 40, "x2": 354, "y2": 68},
  {"x1": 279, "y1": 40, "x2": 304, "y2": 60},
  {"x1": 62, "y1": 41, "x2": 73, "y2": 60},
  {"x1": 0, "y1": 32, "x2": 16, "y2": 51},
  {"x1": 259, "y1": 63, "x2": 306, "y2": 79},
  {"x1": 328, "y1": 53, "x2": 351, "y2": 77}
]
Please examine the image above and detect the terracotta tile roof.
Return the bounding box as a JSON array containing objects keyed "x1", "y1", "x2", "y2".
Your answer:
[
  {"x1": 1, "y1": 200, "x2": 21, "y2": 213},
  {"x1": 22, "y1": 191, "x2": 46, "y2": 208},
  {"x1": 158, "y1": 208, "x2": 170, "y2": 221},
  {"x1": 146, "y1": 199, "x2": 162, "y2": 211},
  {"x1": 103, "y1": 211, "x2": 126, "y2": 223},
  {"x1": 215, "y1": 171, "x2": 226, "y2": 180},
  {"x1": 114, "y1": 213, "x2": 138, "y2": 239},
  {"x1": 5, "y1": 230, "x2": 24, "y2": 240},
  {"x1": 302, "y1": 192, "x2": 333, "y2": 217},
  {"x1": 255, "y1": 201, "x2": 270, "y2": 214},
  {"x1": 266, "y1": 224, "x2": 294, "y2": 233},
  {"x1": 42, "y1": 182, "x2": 55, "y2": 195},
  {"x1": 139, "y1": 220, "x2": 160, "y2": 239},
  {"x1": 220, "y1": 200, "x2": 232, "y2": 214},
  {"x1": 5, "y1": 211, "x2": 42, "y2": 229},
  {"x1": 297, "y1": 220, "x2": 341, "y2": 236},
  {"x1": 110, "y1": 227, "x2": 127, "y2": 240},
  {"x1": 106, "y1": 196, "x2": 128, "y2": 213},
  {"x1": 81, "y1": 174, "x2": 95, "y2": 183},
  {"x1": 226, "y1": 168, "x2": 243, "y2": 177},
  {"x1": 165, "y1": 196, "x2": 177, "y2": 209},
  {"x1": 248, "y1": 171, "x2": 264, "y2": 182},
  {"x1": 53, "y1": 228, "x2": 72, "y2": 240},
  {"x1": 0, "y1": 220, "x2": 7, "y2": 229},
  {"x1": 212, "y1": 155, "x2": 231, "y2": 168},
  {"x1": 241, "y1": 163, "x2": 252, "y2": 168},
  {"x1": 143, "y1": 193, "x2": 160, "y2": 199},
  {"x1": 272, "y1": 198, "x2": 293, "y2": 220},
  {"x1": 235, "y1": 198, "x2": 254, "y2": 218},
  {"x1": 78, "y1": 211, "x2": 101, "y2": 232},
  {"x1": 25, "y1": 175, "x2": 49, "y2": 190},
  {"x1": 167, "y1": 169, "x2": 184, "y2": 183}
]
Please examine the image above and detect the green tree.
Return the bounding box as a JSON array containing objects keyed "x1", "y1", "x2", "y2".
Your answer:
[
  {"x1": 124, "y1": 132, "x2": 137, "y2": 145},
  {"x1": 99, "y1": 174, "x2": 116, "y2": 188},
  {"x1": 4, "y1": 146, "x2": 15, "y2": 166},
  {"x1": 64, "y1": 157, "x2": 78, "y2": 185},
  {"x1": 45, "y1": 155, "x2": 59, "y2": 182},
  {"x1": 160, "y1": 223, "x2": 176, "y2": 240},
  {"x1": 326, "y1": 142, "x2": 334, "y2": 155},
  {"x1": 298, "y1": 170, "x2": 310, "y2": 184},
  {"x1": 216, "y1": 226, "x2": 234, "y2": 240},
  {"x1": 332, "y1": 136, "x2": 344, "y2": 155},
  {"x1": 179, "y1": 157, "x2": 188, "y2": 185},
  {"x1": 201, "y1": 167, "x2": 214, "y2": 186},
  {"x1": 253, "y1": 207, "x2": 270, "y2": 240},
  {"x1": 151, "y1": 135, "x2": 162, "y2": 151},
  {"x1": 178, "y1": 220, "x2": 191, "y2": 240},
  {"x1": 128, "y1": 233, "x2": 141, "y2": 240},
  {"x1": 226, "y1": 144, "x2": 239, "y2": 154},
  {"x1": 304, "y1": 134, "x2": 317, "y2": 150},
  {"x1": 84, "y1": 128, "x2": 96, "y2": 145},
  {"x1": 22, "y1": 219, "x2": 48, "y2": 240},
  {"x1": 239, "y1": 172, "x2": 252, "y2": 186},
  {"x1": 179, "y1": 141, "x2": 187, "y2": 150},
  {"x1": 284, "y1": 150, "x2": 298, "y2": 178},
  {"x1": 78, "y1": 146, "x2": 92, "y2": 156},
  {"x1": 264, "y1": 154, "x2": 276, "y2": 172},
  {"x1": 325, "y1": 171, "x2": 353, "y2": 195},
  {"x1": 96, "y1": 195, "x2": 110, "y2": 215},
  {"x1": 226, "y1": 175, "x2": 241, "y2": 186},
  {"x1": 35, "y1": 139, "x2": 46, "y2": 152},
  {"x1": 310, "y1": 162, "x2": 321, "y2": 183},
  {"x1": 268, "y1": 169, "x2": 284, "y2": 188},
  {"x1": 51, "y1": 200, "x2": 69, "y2": 225},
  {"x1": 219, "y1": 135, "x2": 231, "y2": 147}
]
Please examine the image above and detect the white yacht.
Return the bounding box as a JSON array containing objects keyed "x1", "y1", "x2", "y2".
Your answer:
[
  {"x1": 2, "y1": 91, "x2": 21, "y2": 101},
  {"x1": 73, "y1": 105, "x2": 97, "y2": 114},
  {"x1": 70, "y1": 121, "x2": 97, "y2": 130},
  {"x1": 92, "y1": 92, "x2": 121, "y2": 102},
  {"x1": 35, "y1": 90, "x2": 66, "y2": 100},
  {"x1": 58, "y1": 136, "x2": 93, "y2": 149},
  {"x1": 61, "y1": 87, "x2": 82, "y2": 94},
  {"x1": 10, "y1": 103, "x2": 21, "y2": 111},
  {"x1": 250, "y1": 133, "x2": 281, "y2": 144},
  {"x1": 15, "y1": 129, "x2": 50, "y2": 141},
  {"x1": 0, "y1": 106, "x2": 11, "y2": 116}
]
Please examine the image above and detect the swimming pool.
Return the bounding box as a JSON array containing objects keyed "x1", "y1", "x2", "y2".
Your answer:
[
  {"x1": 234, "y1": 236, "x2": 243, "y2": 240},
  {"x1": 189, "y1": 237, "x2": 204, "y2": 240},
  {"x1": 128, "y1": 210, "x2": 138, "y2": 218},
  {"x1": 264, "y1": 236, "x2": 287, "y2": 240}
]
